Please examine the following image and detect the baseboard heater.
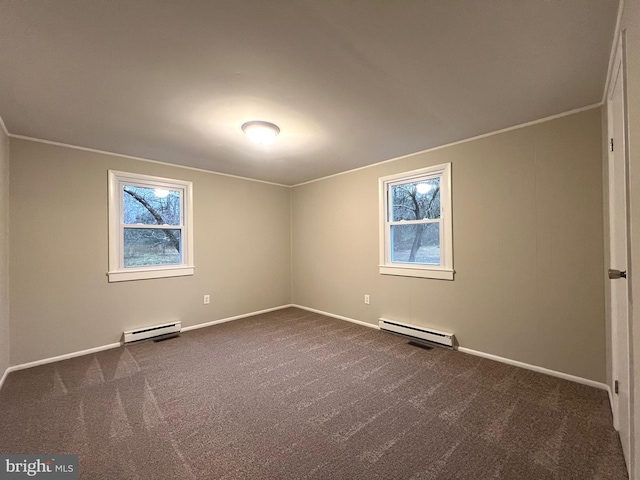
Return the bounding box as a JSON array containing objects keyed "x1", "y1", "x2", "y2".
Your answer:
[
  {"x1": 124, "y1": 321, "x2": 182, "y2": 343},
  {"x1": 379, "y1": 318, "x2": 454, "y2": 348}
]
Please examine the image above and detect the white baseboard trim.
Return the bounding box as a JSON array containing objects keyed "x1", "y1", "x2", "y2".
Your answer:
[
  {"x1": 607, "y1": 384, "x2": 616, "y2": 422},
  {"x1": 290, "y1": 306, "x2": 607, "y2": 390},
  {"x1": 289, "y1": 305, "x2": 608, "y2": 391},
  {"x1": 181, "y1": 304, "x2": 293, "y2": 332},
  {"x1": 456, "y1": 346, "x2": 608, "y2": 391},
  {"x1": 0, "y1": 367, "x2": 10, "y2": 390},
  {"x1": 0, "y1": 305, "x2": 295, "y2": 388},
  {"x1": 291, "y1": 304, "x2": 380, "y2": 330},
  {"x1": 7, "y1": 342, "x2": 122, "y2": 374},
  {"x1": 1, "y1": 304, "x2": 608, "y2": 396}
]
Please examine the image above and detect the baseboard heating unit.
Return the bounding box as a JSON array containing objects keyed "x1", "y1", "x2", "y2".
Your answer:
[
  {"x1": 379, "y1": 318, "x2": 454, "y2": 348},
  {"x1": 124, "y1": 321, "x2": 182, "y2": 343}
]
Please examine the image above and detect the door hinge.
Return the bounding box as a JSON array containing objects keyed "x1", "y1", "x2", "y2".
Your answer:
[
  {"x1": 615, "y1": 380, "x2": 619, "y2": 394},
  {"x1": 610, "y1": 138, "x2": 614, "y2": 152}
]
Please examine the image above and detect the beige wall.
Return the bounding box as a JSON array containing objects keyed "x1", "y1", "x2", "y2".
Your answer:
[
  {"x1": 0, "y1": 123, "x2": 9, "y2": 378},
  {"x1": 619, "y1": 0, "x2": 640, "y2": 475},
  {"x1": 292, "y1": 108, "x2": 606, "y2": 382},
  {"x1": 9, "y1": 138, "x2": 291, "y2": 365}
]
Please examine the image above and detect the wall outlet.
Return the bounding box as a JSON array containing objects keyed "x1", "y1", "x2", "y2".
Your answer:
[
  {"x1": 364, "y1": 294, "x2": 370, "y2": 305},
  {"x1": 203, "y1": 294, "x2": 210, "y2": 305}
]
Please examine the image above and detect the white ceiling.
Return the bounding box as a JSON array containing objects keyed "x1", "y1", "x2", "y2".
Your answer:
[{"x1": 0, "y1": 1, "x2": 619, "y2": 185}]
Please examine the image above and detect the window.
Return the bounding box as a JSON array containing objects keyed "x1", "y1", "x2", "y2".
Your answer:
[
  {"x1": 379, "y1": 163, "x2": 453, "y2": 280},
  {"x1": 108, "y1": 171, "x2": 194, "y2": 282}
]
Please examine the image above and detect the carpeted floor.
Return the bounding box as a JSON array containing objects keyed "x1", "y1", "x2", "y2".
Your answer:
[{"x1": 0, "y1": 307, "x2": 628, "y2": 479}]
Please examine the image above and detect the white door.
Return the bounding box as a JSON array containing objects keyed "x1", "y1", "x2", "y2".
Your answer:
[{"x1": 607, "y1": 34, "x2": 631, "y2": 470}]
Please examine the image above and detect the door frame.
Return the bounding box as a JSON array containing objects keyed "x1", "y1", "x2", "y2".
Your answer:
[{"x1": 606, "y1": 30, "x2": 633, "y2": 474}]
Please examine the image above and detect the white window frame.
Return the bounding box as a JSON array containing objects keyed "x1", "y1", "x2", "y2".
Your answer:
[
  {"x1": 108, "y1": 170, "x2": 194, "y2": 282},
  {"x1": 379, "y1": 162, "x2": 454, "y2": 280}
]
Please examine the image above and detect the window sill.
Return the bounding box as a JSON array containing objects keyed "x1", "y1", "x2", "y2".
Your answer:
[
  {"x1": 108, "y1": 265, "x2": 195, "y2": 283},
  {"x1": 379, "y1": 265, "x2": 454, "y2": 280}
]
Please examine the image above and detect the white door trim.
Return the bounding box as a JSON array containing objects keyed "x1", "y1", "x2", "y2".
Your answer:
[{"x1": 606, "y1": 29, "x2": 633, "y2": 476}]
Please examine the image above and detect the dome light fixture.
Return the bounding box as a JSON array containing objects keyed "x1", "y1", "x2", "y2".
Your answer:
[{"x1": 242, "y1": 121, "x2": 280, "y2": 145}]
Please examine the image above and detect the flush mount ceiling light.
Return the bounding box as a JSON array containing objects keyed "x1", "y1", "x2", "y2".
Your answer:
[{"x1": 241, "y1": 121, "x2": 280, "y2": 145}]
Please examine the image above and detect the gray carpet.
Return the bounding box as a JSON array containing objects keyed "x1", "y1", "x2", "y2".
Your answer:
[{"x1": 0, "y1": 307, "x2": 628, "y2": 479}]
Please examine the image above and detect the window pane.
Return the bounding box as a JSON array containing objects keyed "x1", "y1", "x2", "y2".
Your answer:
[
  {"x1": 123, "y1": 186, "x2": 181, "y2": 225},
  {"x1": 390, "y1": 223, "x2": 440, "y2": 265},
  {"x1": 124, "y1": 228, "x2": 181, "y2": 267},
  {"x1": 391, "y1": 177, "x2": 440, "y2": 221}
]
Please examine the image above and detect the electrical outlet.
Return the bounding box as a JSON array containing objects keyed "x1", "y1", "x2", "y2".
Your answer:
[
  {"x1": 364, "y1": 294, "x2": 370, "y2": 305},
  {"x1": 203, "y1": 294, "x2": 210, "y2": 305}
]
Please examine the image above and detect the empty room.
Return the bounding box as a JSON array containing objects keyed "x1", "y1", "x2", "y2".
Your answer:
[{"x1": 1, "y1": 1, "x2": 639, "y2": 479}]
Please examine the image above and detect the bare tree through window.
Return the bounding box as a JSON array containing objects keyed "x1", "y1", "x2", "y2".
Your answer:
[
  {"x1": 390, "y1": 178, "x2": 441, "y2": 264},
  {"x1": 122, "y1": 186, "x2": 182, "y2": 267}
]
